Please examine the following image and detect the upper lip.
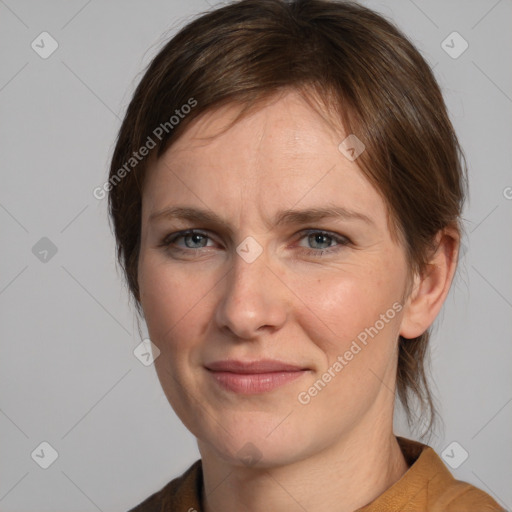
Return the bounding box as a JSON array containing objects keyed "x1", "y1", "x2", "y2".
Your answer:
[{"x1": 205, "y1": 359, "x2": 308, "y2": 374}]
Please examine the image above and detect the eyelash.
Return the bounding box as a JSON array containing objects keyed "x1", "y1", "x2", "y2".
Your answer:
[{"x1": 159, "y1": 229, "x2": 351, "y2": 258}]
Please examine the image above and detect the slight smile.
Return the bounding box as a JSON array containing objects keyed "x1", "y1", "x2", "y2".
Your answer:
[{"x1": 204, "y1": 359, "x2": 311, "y2": 394}]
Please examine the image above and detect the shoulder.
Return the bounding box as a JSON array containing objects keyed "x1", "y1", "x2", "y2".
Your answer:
[
  {"x1": 431, "y1": 480, "x2": 505, "y2": 512},
  {"x1": 359, "y1": 437, "x2": 505, "y2": 512},
  {"x1": 427, "y1": 477, "x2": 506, "y2": 512},
  {"x1": 126, "y1": 459, "x2": 203, "y2": 512},
  {"x1": 398, "y1": 437, "x2": 505, "y2": 512}
]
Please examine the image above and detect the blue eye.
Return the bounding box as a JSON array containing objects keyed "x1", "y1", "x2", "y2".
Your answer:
[
  {"x1": 160, "y1": 229, "x2": 350, "y2": 258},
  {"x1": 296, "y1": 230, "x2": 350, "y2": 257},
  {"x1": 169, "y1": 231, "x2": 209, "y2": 249},
  {"x1": 161, "y1": 230, "x2": 212, "y2": 252}
]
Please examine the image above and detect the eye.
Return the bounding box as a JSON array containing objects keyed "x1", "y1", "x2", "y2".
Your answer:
[
  {"x1": 160, "y1": 229, "x2": 215, "y2": 253},
  {"x1": 159, "y1": 228, "x2": 351, "y2": 258},
  {"x1": 295, "y1": 229, "x2": 350, "y2": 257}
]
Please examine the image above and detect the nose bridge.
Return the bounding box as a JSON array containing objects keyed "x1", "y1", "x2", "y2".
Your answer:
[{"x1": 215, "y1": 240, "x2": 287, "y2": 339}]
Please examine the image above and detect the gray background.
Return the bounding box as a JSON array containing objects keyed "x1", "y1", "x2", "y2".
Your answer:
[{"x1": 1, "y1": 0, "x2": 511, "y2": 510}]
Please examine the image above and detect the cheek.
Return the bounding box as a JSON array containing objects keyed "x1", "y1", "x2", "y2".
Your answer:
[
  {"x1": 138, "y1": 255, "x2": 214, "y2": 352},
  {"x1": 138, "y1": 254, "x2": 217, "y2": 435},
  {"x1": 293, "y1": 270, "x2": 404, "y2": 410},
  {"x1": 291, "y1": 264, "x2": 403, "y2": 351}
]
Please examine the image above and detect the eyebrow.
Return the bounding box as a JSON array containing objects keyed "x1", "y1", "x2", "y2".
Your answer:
[{"x1": 149, "y1": 205, "x2": 374, "y2": 232}]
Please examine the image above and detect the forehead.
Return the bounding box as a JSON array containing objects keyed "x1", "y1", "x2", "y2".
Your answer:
[
  {"x1": 142, "y1": 90, "x2": 388, "y2": 230},
  {"x1": 167, "y1": 89, "x2": 343, "y2": 158}
]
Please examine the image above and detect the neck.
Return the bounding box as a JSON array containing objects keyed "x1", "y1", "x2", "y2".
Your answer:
[{"x1": 199, "y1": 412, "x2": 409, "y2": 512}]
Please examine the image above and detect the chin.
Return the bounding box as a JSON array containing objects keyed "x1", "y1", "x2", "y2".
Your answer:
[
  {"x1": 213, "y1": 438, "x2": 306, "y2": 469},
  {"x1": 198, "y1": 414, "x2": 317, "y2": 469}
]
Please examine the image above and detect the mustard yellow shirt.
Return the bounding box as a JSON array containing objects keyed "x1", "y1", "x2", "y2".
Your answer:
[{"x1": 128, "y1": 436, "x2": 505, "y2": 511}]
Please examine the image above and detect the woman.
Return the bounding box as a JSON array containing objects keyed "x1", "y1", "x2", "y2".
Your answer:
[{"x1": 108, "y1": 0, "x2": 504, "y2": 510}]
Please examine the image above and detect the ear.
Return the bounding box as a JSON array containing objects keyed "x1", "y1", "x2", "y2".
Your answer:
[{"x1": 399, "y1": 228, "x2": 459, "y2": 339}]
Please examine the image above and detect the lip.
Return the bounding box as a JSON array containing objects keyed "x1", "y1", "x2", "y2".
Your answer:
[
  {"x1": 205, "y1": 359, "x2": 308, "y2": 373},
  {"x1": 205, "y1": 359, "x2": 310, "y2": 394}
]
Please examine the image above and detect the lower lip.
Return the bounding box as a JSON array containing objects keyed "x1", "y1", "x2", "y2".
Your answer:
[{"x1": 207, "y1": 370, "x2": 308, "y2": 394}]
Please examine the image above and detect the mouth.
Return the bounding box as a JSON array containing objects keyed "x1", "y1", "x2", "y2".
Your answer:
[{"x1": 204, "y1": 359, "x2": 310, "y2": 394}]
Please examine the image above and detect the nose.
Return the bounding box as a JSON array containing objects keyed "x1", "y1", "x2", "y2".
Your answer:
[{"x1": 214, "y1": 244, "x2": 288, "y2": 340}]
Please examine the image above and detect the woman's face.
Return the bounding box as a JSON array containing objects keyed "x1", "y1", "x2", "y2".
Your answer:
[{"x1": 138, "y1": 90, "x2": 411, "y2": 467}]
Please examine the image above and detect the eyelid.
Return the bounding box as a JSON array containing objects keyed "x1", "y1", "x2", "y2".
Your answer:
[
  {"x1": 296, "y1": 228, "x2": 351, "y2": 243},
  {"x1": 162, "y1": 229, "x2": 216, "y2": 247}
]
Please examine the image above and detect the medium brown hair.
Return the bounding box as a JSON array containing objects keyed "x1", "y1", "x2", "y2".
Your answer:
[{"x1": 108, "y1": 0, "x2": 467, "y2": 435}]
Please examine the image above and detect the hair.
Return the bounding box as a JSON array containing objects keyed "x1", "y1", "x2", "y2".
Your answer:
[{"x1": 108, "y1": 0, "x2": 467, "y2": 437}]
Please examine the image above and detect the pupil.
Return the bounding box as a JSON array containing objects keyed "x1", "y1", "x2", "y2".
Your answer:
[
  {"x1": 313, "y1": 233, "x2": 329, "y2": 248},
  {"x1": 189, "y1": 233, "x2": 204, "y2": 247}
]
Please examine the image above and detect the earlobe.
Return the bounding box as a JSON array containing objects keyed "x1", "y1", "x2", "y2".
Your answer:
[{"x1": 399, "y1": 228, "x2": 459, "y2": 339}]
